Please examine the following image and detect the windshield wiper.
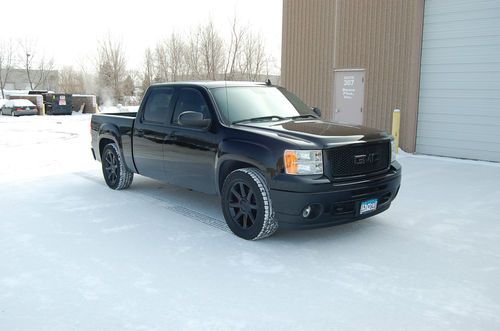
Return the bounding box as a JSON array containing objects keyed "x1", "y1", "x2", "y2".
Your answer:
[
  {"x1": 233, "y1": 116, "x2": 287, "y2": 124},
  {"x1": 287, "y1": 114, "x2": 318, "y2": 120}
]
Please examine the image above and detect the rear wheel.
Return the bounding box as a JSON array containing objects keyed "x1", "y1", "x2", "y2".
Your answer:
[
  {"x1": 221, "y1": 168, "x2": 278, "y2": 240},
  {"x1": 101, "y1": 143, "x2": 134, "y2": 190}
]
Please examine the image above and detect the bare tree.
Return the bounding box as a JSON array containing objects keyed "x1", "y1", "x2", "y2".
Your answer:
[
  {"x1": 122, "y1": 75, "x2": 135, "y2": 96},
  {"x1": 137, "y1": 15, "x2": 273, "y2": 86},
  {"x1": 18, "y1": 38, "x2": 55, "y2": 90},
  {"x1": 96, "y1": 35, "x2": 127, "y2": 103},
  {"x1": 153, "y1": 32, "x2": 187, "y2": 83},
  {"x1": 154, "y1": 41, "x2": 169, "y2": 82},
  {"x1": 185, "y1": 28, "x2": 202, "y2": 79},
  {"x1": 224, "y1": 16, "x2": 247, "y2": 80},
  {"x1": 240, "y1": 32, "x2": 266, "y2": 81},
  {"x1": 58, "y1": 66, "x2": 85, "y2": 94},
  {"x1": 200, "y1": 20, "x2": 225, "y2": 80},
  {"x1": 166, "y1": 32, "x2": 186, "y2": 81},
  {"x1": 141, "y1": 47, "x2": 155, "y2": 92},
  {"x1": 0, "y1": 40, "x2": 15, "y2": 99}
]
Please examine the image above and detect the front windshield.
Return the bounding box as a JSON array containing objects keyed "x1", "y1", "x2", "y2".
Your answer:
[{"x1": 211, "y1": 86, "x2": 315, "y2": 124}]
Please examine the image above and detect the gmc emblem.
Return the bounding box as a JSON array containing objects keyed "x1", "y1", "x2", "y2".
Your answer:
[{"x1": 353, "y1": 153, "x2": 379, "y2": 165}]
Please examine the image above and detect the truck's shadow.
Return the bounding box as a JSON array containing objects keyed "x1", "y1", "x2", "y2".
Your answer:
[{"x1": 127, "y1": 174, "x2": 388, "y2": 243}]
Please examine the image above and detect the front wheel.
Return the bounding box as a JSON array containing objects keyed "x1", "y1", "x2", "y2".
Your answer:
[
  {"x1": 101, "y1": 143, "x2": 134, "y2": 190},
  {"x1": 221, "y1": 168, "x2": 278, "y2": 240}
]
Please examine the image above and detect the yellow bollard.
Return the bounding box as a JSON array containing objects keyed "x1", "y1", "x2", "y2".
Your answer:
[{"x1": 392, "y1": 109, "x2": 401, "y2": 154}]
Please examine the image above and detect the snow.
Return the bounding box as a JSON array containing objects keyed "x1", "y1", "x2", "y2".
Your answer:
[
  {"x1": 1, "y1": 114, "x2": 500, "y2": 330},
  {"x1": 99, "y1": 105, "x2": 139, "y2": 113},
  {"x1": 3, "y1": 99, "x2": 36, "y2": 107}
]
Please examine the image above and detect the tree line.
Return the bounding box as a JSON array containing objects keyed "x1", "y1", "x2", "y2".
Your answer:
[
  {"x1": 0, "y1": 39, "x2": 55, "y2": 99},
  {"x1": 0, "y1": 17, "x2": 275, "y2": 104}
]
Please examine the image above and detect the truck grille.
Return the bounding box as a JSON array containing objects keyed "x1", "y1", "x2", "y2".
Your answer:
[{"x1": 326, "y1": 141, "x2": 390, "y2": 177}]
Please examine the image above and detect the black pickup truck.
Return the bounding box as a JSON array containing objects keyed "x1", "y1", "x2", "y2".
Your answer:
[{"x1": 91, "y1": 81, "x2": 401, "y2": 240}]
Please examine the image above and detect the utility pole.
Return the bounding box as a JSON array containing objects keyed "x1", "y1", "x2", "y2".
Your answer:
[{"x1": 26, "y1": 53, "x2": 33, "y2": 90}]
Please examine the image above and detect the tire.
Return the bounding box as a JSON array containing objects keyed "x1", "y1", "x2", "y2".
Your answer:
[
  {"x1": 221, "y1": 168, "x2": 278, "y2": 240},
  {"x1": 101, "y1": 143, "x2": 134, "y2": 190}
]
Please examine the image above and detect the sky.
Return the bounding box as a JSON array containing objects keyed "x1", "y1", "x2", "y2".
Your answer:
[{"x1": 1, "y1": 0, "x2": 283, "y2": 73}]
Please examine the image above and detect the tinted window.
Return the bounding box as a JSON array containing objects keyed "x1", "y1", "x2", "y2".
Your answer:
[
  {"x1": 172, "y1": 88, "x2": 211, "y2": 125},
  {"x1": 211, "y1": 86, "x2": 314, "y2": 124},
  {"x1": 143, "y1": 88, "x2": 174, "y2": 124}
]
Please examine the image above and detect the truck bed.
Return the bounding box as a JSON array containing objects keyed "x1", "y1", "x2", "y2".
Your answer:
[{"x1": 91, "y1": 112, "x2": 137, "y2": 172}]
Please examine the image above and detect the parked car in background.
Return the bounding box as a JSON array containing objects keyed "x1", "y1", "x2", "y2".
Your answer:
[{"x1": 1, "y1": 99, "x2": 38, "y2": 116}]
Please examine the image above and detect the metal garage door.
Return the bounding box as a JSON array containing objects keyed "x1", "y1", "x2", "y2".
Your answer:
[{"x1": 416, "y1": 0, "x2": 500, "y2": 162}]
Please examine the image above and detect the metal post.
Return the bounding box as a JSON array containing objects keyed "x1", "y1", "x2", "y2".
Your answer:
[{"x1": 392, "y1": 109, "x2": 401, "y2": 154}]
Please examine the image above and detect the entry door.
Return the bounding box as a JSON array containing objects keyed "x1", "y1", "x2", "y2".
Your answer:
[{"x1": 333, "y1": 69, "x2": 365, "y2": 125}]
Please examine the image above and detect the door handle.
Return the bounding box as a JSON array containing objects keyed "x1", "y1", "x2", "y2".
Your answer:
[{"x1": 335, "y1": 108, "x2": 340, "y2": 113}]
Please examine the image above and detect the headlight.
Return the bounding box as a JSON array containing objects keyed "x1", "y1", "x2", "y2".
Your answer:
[
  {"x1": 391, "y1": 139, "x2": 397, "y2": 162},
  {"x1": 284, "y1": 150, "x2": 323, "y2": 175}
]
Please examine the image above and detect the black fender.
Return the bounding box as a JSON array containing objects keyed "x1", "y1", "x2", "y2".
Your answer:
[
  {"x1": 215, "y1": 139, "x2": 277, "y2": 195},
  {"x1": 97, "y1": 124, "x2": 137, "y2": 173}
]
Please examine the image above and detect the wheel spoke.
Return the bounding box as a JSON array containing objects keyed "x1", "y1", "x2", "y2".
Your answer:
[
  {"x1": 247, "y1": 191, "x2": 254, "y2": 203},
  {"x1": 239, "y1": 183, "x2": 246, "y2": 198},
  {"x1": 234, "y1": 210, "x2": 243, "y2": 222},
  {"x1": 248, "y1": 211, "x2": 255, "y2": 225},
  {"x1": 231, "y1": 187, "x2": 241, "y2": 200},
  {"x1": 242, "y1": 213, "x2": 248, "y2": 228},
  {"x1": 229, "y1": 202, "x2": 240, "y2": 208}
]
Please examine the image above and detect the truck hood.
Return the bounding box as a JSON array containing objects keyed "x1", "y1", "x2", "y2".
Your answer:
[{"x1": 235, "y1": 118, "x2": 390, "y2": 148}]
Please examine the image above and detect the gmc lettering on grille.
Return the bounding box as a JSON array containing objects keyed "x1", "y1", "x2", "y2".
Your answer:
[{"x1": 353, "y1": 153, "x2": 380, "y2": 165}]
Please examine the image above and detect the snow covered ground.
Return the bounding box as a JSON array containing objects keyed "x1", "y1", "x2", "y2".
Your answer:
[{"x1": 1, "y1": 114, "x2": 500, "y2": 331}]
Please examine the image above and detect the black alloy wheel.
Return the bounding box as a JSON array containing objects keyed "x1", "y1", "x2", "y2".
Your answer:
[
  {"x1": 101, "y1": 143, "x2": 134, "y2": 190},
  {"x1": 103, "y1": 148, "x2": 119, "y2": 187},
  {"x1": 228, "y1": 181, "x2": 258, "y2": 230},
  {"x1": 221, "y1": 168, "x2": 278, "y2": 240}
]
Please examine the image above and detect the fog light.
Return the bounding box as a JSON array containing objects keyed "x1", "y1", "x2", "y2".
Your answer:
[{"x1": 302, "y1": 206, "x2": 312, "y2": 218}]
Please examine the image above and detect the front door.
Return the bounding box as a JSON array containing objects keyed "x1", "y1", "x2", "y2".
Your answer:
[
  {"x1": 163, "y1": 87, "x2": 219, "y2": 194},
  {"x1": 133, "y1": 87, "x2": 175, "y2": 181},
  {"x1": 333, "y1": 69, "x2": 365, "y2": 125}
]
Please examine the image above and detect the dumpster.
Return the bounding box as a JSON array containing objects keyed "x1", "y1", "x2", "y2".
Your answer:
[{"x1": 45, "y1": 94, "x2": 73, "y2": 115}]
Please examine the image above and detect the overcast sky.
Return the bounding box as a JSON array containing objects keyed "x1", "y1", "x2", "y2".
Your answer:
[{"x1": 1, "y1": 0, "x2": 283, "y2": 72}]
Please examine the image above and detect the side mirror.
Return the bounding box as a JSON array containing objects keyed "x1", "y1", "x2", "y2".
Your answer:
[
  {"x1": 178, "y1": 111, "x2": 211, "y2": 128},
  {"x1": 312, "y1": 107, "x2": 322, "y2": 117}
]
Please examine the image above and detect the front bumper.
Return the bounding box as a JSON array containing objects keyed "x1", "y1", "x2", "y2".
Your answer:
[{"x1": 270, "y1": 162, "x2": 401, "y2": 229}]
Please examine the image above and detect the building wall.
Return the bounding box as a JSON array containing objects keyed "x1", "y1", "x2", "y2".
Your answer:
[
  {"x1": 281, "y1": 0, "x2": 425, "y2": 152},
  {"x1": 3, "y1": 69, "x2": 58, "y2": 92},
  {"x1": 281, "y1": 0, "x2": 337, "y2": 119}
]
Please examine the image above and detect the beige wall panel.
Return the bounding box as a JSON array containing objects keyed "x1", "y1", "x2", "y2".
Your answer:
[{"x1": 282, "y1": 0, "x2": 424, "y2": 152}]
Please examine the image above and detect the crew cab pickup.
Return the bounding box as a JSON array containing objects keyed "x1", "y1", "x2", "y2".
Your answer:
[{"x1": 91, "y1": 82, "x2": 401, "y2": 240}]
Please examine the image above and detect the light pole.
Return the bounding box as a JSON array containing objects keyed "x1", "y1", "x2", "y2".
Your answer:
[{"x1": 26, "y1": 52, "x2": 32, "y2": 90}]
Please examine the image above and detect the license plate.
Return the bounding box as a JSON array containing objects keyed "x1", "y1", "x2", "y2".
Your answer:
[{"x1": 360, "y1": 199, "x2": 378, "y2": 214}]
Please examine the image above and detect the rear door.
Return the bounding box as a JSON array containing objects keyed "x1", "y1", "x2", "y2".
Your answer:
[
  {"x1": 133, "y1": 87, "x2": 175, "y2": 181},
  {"x1": 163, "y1": 87, "x2": 219, "y2": 194}
]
